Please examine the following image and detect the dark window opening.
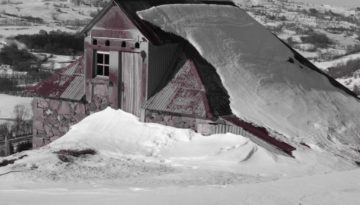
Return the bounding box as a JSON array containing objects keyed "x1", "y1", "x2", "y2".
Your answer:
[
  {"x1": 96, "y1": 51, "x2": 110, "y2": 77},
  {"x1": 121, "y1": 41, "x2": 126, "y2": 48},
  {"x1": 93, "y1": 39, "x2": 97, "y2": 45},
  {"x1": 135, "y1": 42, "x2": 140, "y2": 48},
  {"x1": 105, "y1": 40, "x2": 110, "y2": 46}
]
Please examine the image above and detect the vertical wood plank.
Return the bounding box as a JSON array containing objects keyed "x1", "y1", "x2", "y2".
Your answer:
[
  {"x1": 109, "y1": 51, "x2": 120, "y2": 109},
  {"x1": 121, "y1": 52, "x2": 143, "y2": 117}
]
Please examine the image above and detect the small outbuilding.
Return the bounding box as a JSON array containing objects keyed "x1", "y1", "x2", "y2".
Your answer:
[{"x1": 31, "y1": 0, "x2": 296, "y2": 156}]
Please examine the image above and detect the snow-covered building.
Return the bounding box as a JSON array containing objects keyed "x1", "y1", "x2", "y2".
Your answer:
[{"x1": 30, "y1": 0, "x2": 360, "y2": 159}]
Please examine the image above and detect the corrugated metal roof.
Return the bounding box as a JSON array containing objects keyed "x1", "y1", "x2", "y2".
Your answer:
[
  {"x1": 60, "y1": 76, "x2": 85, "y2": 101},
  {"x1": 29, "y1": 57, "x2": 85, "y2": 101}
]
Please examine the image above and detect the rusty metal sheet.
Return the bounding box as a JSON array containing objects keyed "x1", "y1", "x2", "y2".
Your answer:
[
  {"x1": 29, "y1": 57, "x2": 85, "y2": 101},
  {"x1": 60, "y1": 76, "x2": 85, "y2": 101}
]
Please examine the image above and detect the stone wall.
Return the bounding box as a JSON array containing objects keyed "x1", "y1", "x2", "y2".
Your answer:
[
  {"x1": 32, "y1": 98, "x2": 87, "y2": 148},
  {"x1": 32, "y1": 89, "x2": 111, "y2": 148},
  {"x1": 144, "y1": 110, "x2": 210, "y2": 131}
]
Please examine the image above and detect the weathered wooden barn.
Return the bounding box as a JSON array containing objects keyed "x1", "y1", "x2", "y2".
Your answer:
[{"x1": 31, "y1": 0, "x2": 296, "y2": 156}]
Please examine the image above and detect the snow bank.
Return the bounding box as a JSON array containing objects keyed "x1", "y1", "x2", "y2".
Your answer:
[
  {"x1": 0, "y1": 108, "x2": 355, "y2": 186},
  {"x1": 138, "y1": 4, "x2": 360, "y2": 161},
  {"x1": 50, "y1": 108, "x2": 192, "y2": 157},
  {"x1": 50, "y1": 108, "x2": 278, "y2": 168},
  {"x1": 43, "y1": 108, "x2": 354, "y2": 177}
]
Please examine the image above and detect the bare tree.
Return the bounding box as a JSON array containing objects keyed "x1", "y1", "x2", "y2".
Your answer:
[{"x1": 13, "y1": 104, "x2": 29, "y2": 131}]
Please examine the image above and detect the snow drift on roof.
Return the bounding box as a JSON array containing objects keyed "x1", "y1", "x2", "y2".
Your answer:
[{"x1": 138, "y1": 4, "x2": 360, "y2": 161}]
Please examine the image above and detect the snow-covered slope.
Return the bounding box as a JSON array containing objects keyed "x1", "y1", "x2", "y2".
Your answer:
[
  {"x1": 1, "y1": 108, "x2": 354, "y2": 181},
  {"x1": 138, "y1": 4, "x2": 360, "y2": 162},
  {"x1": 0, "y1": 108, "x2": 358, "y2": 204},
  {"x1": 0, "y1": 0, "x2": 104, "y2": 37}
]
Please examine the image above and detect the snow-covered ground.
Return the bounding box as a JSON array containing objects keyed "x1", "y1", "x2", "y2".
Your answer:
[
  {"x1": 0, "y1": 108, "x2": 359, "y2": 204},
  {"x1": 314, "y1": 52, "x2": 360, "y2": 71},
  {"x1": 1, "y1": 169, "x2": 360, "y2": 205},
  {"x1": 291, "y1": 0, "x2": 360, "y2": 8},
  {"x1": 0, "y1": 0, "x2": 100, "y2": 37},
  {"x1": 35, "y1": 53, "x2": 77, "y2": 70},
  {"x1": 0, "y1": 94, "x2": 33, "y2": 121}
]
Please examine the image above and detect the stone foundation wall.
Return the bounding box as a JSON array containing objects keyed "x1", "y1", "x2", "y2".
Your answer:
[
  {"x1": 144, "y1": 110, "x2": 210, "y2": 131},
  {"x1": 32, "y1": 90, "x2": 111, "y2": 148},
  {"x1": 32, "y1": 98, "x2": 87, "y2": 148}
]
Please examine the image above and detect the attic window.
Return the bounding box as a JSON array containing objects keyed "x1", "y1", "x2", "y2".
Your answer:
[
  {"x1": 135, "y1": 42, "x2": 140, "y2": 49},
  {"x1": 96, "y1": 51, "x2": 109, "y2": 77},
  {"x1": 121, "y1": 41, "x2": 127, "y2": 48},
  {"x1": 105, "y1": 40, "x2": 110, "y2": 46},
  {"x1": 93, "y1": 39, "x2": 97, "y2": 45}
]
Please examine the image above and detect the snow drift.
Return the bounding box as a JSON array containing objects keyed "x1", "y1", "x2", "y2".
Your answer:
[
  {"x1": 50, "y1": 108, "x2": 276, "y2": 167},
  {"x1": 1, "y1": 108, "x2": 354, "y2": 184},
  {"x1": 137, "y1": 4, "x2": 360, "y2": 161}
]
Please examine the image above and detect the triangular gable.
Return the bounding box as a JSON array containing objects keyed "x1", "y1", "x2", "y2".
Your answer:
[{"x1": 145, "y1": 60, "x2": 212, "y2": 118}]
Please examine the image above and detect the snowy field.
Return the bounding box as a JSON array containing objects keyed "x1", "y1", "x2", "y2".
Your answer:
[
  {"x1": 1, "y1": 169, "x2": 360, "y2": 205},
  {"x1": 0, "y1": 0, "x2": 98, "y2": 38},
  {"x1": 0, "y1": 108, "x2": 359, "y2": 204},
  {"x1": 314, "y1": 53, "x2": 360, "y2": 71},
  {"x1": 35, "y1": 53, "x2": 77, "y2": 70}
]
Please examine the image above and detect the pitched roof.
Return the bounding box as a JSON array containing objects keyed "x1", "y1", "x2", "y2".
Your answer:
[{"x1": 29, "y1": 57, "x2": 85, "y2": 102}]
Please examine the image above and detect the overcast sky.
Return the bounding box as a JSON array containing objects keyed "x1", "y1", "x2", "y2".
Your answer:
[{"x1": 291, "y1": 0, "x2": 360, "y2": 8}]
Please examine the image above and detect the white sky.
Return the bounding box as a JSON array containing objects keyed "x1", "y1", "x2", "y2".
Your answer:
[{"x1": 291, "y1": 0, "x2": 360, "y2": 8}]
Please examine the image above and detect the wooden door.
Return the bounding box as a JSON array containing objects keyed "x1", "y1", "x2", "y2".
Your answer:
[
  {"x1": 121, "y1": 52, "x2": 143, "y2": 116},
  {"x1": 109, "y1": 51, "x2": 121, "y2": 109}
]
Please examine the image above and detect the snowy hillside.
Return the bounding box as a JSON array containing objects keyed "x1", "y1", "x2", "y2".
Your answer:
[
  {"x1": 0, "y1": 108, "x2": 359, "y2": 204},
  {"x1": 237, "y1": 0, "x2": 360, "y2": 62},
  {"x1": 0, "y1": 0, "x2": 106, "y2": 36}
]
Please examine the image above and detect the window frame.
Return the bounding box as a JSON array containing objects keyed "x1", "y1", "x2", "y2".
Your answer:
[{"x1": 95, "y1": 51, "x2": 110, "y2": 77}]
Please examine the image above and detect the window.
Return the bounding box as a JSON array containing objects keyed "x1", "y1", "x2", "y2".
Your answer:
[{"x1": 96, "y1": 51, "x2": 109, "y2": 77}]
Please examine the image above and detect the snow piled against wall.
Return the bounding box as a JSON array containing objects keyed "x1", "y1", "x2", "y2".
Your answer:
[
  {"x1": 50, "y1": 107, "x2": 277, "y2": 168},
  {"x1": 137, "y1": 4, "x2": 360, "y2": 161},
  {"x1": 1, "y1": 108, "x2": 354, "y2": 184}
]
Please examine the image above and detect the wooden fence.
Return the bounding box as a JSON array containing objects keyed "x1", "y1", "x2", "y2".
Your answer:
[{"x1": 0, "y1": 133, "x2": 33, "y2": 157}]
